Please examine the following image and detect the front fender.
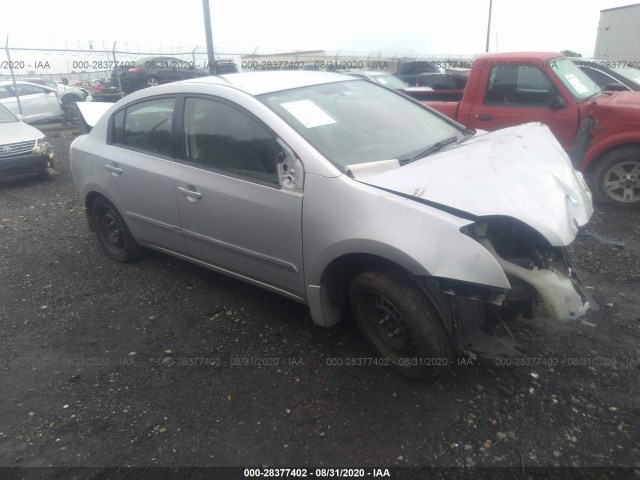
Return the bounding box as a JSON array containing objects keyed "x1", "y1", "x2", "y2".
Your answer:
[
  {"x1": 584, "y1": 132, "x2": 640, "y2": 171},
  {"x1": 303, "y1": 174, "x2": 510, "y2": 291}
]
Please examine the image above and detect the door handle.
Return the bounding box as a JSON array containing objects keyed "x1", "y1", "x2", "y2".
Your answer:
[
  {"x1": 177, "y1": 186, "x2": 202, "y2": 200},
  {"x1": 105, "y1": 164, "x2": 123, "y2": 174},
  {"x1": 477, "y1": 114, "x2": 492, "y2": 121}
]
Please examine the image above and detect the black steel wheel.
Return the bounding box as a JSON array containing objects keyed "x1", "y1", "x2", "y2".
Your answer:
[
  {"x1": 91, "y1": 196, "x2": 143, "y2": 262},
  {"x1": 350, "y1": 270, "x2": 452, "y2": 379},
  {"x1": 61, "y1": 95, "x2": 82, "y2": 125}
]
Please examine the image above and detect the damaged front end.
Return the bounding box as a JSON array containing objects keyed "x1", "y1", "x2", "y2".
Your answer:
[
  {"x1": 440, "y1": 216, "x2": 594, "y2": 361},
  {"x1": 467, "y1": 217, "x2": 593, "y2": 323},
  {"x1": 356, "y1": 123, "x2": 597, "y2": 361},
  {"x1": 0, "y1": 136, "x2": 54, "y2": 182}
]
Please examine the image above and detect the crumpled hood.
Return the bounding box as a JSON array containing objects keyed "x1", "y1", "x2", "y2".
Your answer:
[
  {"x1": 360, "y1": 123, "x2": 594, "y2": 246},
  {"x1": 587, "y1": 91, "x2": 640, "y2": 123},
  {"x1": 592, "y1": 90, "x2": 640, "y2": 108}
]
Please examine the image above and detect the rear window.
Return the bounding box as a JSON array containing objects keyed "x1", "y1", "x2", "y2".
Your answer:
[{"x1": 112, "y1": 97, "x2": 175, "y2": 156}]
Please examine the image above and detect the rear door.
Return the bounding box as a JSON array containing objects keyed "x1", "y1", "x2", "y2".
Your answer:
[
  {"x1": 100, "y1": 96, "x2": 187, "y2": 253},
  {"x1": 463, "y1": 64, "x2": 579, "y2": 149},
  {"x1": 0, "y1": 84, "x2": 60, "y2": 122},
  {"x1": 173, "y1": 95, "x2": 305, "y2": 297},
  {"x1": 14, "y1": 84, "x2": 61, "y2": 122}
]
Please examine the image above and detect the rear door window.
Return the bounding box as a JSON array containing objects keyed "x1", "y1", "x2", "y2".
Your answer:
[{"x1": 112, "y1": 97, "x2": 175, "y2": 157}]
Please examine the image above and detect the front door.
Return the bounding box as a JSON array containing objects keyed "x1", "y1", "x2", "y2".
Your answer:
[
  {"x1": 464, "y1": 64, "x2": 579, "y2": 149},
  {"x1": 174, "y1": 96, "x2": 305, "y2": 297}
]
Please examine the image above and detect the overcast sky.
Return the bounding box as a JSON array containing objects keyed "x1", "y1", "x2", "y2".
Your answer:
[{"x1": 0, "y1": 0, "x2": 634, "y2": 57}]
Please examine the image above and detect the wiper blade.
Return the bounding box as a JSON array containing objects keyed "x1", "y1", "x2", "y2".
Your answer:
[
  {"x1": 582, "y1": 91, "x2": 604, "y2": 102},
  {"x1": 409, "y1": 135, "x2": 459, "y2": 163}
]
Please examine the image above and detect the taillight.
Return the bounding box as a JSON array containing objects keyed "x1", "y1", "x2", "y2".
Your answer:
[{"x1": 128, "y1": 67, "x2": 141, "y2": 73}]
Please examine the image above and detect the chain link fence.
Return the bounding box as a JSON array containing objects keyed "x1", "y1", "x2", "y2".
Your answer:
[{"x1": 0, "y1": 42, "x2": 475, "y2": 125}]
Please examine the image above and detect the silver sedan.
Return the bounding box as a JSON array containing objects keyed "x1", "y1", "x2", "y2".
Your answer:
[{"x1": 70, "y1": 71, "x2": 593, "y2": 379}]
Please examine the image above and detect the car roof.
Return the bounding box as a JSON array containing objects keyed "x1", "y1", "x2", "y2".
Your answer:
[
  {"x1": 478, "y1": 51, "x2": 565, "y2": 62},
  {"x1": 133, "y1": 56, "x2": 182, "y2": 62},
  {"x1": 0, "y1": 80, "x2": 54, "y2": 89},
  {"x1": 570, "y1": 57, "x2": 614, "y2": 61},
  {"x1": 342, "y1": 70, "x2": 390, "y2": 76},
  {"x1": 183, "y1": 70, "x2": 353, "y2": 96}
]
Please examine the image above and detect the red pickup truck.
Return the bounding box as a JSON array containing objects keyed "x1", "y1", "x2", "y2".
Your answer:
[{"x1": 422, "y1": 52, "x2": 640, "y2": 208}]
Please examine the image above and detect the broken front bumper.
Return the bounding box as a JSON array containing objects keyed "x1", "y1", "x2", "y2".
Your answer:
[
  {"x1": 480, "y1": 239, "x2": 591, "y2": 323},
  {"x1": 0, "y1": 153, "x2": 54, "y2": 182}
]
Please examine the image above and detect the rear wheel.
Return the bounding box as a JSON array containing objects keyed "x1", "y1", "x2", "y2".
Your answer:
[
  {"x1": 146, "y1": 76, "x2": 160, "y2": 88},
  {"x1": 592, "y1": 148, "x2": 640, "y2": 208},
  {"x1": 350, "y1": 270, "x2": 452, "y2": 379},
  {"x1": 91, "y1": 197, "x2": 143, "y2": 262}
]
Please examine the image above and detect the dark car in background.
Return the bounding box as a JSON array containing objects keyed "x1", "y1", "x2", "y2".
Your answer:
[
  {"x1": 414, "y1": 72, "x2": 470, "y2": 101},
  {"x1": 340, "y1": 70, "x2": 438, "y2": 100},
  {"x1": 111, "y1": 56, "x2": 209, "y2": 94},
  {"x1": 571, "y1": 58, "x2": 640, "y2": 91},
  {"x1": 416, "y1": 72, "x2": 469, "y2": 90},
  {"x1": 395, "y1": 59, "x2": 444, "y2": 86},
  {"x1": 341, "y1": 70, "x2": 411, "y2": 89}
]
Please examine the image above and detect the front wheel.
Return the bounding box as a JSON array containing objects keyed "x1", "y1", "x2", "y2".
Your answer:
[
  {"x1": 91, "y1": 196, "x2": 143, "y2": 262},
  {"x1": 592, "y1": 148, "x2": 640, "y2": 208},
  {"x1": 350, "y1": 270, "x2": 452, "y2": 379},
  {"x1": 61, "y1": 95, "x2": 82, "y2": 125}
]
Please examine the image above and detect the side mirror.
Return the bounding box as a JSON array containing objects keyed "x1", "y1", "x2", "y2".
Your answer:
[
  {"x1": 602, "y1": 82, "x2": 627, "y2": 92},
  {"x1": 550, "y1": 95, "x2": 567, "y2": 109},
  {"x1": 276, "y1": 138, "x2": 304, "y2": 191}
]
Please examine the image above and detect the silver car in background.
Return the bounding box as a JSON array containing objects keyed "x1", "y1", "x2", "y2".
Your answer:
[
  {"x1": 70, "y1": 72, "x2": 593, "y2": 379},
  {"x1": 0, "y1": 80, "x2": 63, "y2": 123},
  {"x1": 0, "y1": 103, "x2": 54, "y2": 181}
]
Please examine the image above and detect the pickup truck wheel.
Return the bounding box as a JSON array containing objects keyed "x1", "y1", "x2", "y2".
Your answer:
[
  {"x1": 350, "y1": 270, "x2": 452, "y2": 380},
  {"x1": 91, "y1": 197, "x2": 144, "y2": 262},
  {"x1": 592, "y1": 148, "x2": 640, "y2": 208}
]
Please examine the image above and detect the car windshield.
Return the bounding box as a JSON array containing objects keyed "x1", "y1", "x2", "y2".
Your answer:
[
  {"x1": 608, "y1": 63, "x2": 640, "y2": 87},
  {"x1": 548, "y1": 57, "x2": 601, "y2": 101},
  {"x1": 372, "y1": 74, "x2": 409, "y2": 89},
  {"x1": 0, "y1": 103, "x2": 18, "y2": 123},
  {"x1": 259, "y1": 80, "x2": 462, "y2": 169}
]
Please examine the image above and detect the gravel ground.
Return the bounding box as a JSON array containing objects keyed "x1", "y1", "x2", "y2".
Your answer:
[{"x1": 0, "y1": 128, "x2": 639, "y2": 477}]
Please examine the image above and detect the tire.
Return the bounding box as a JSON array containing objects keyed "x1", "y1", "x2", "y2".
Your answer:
[
  {"x1": 350, "y1": 270, "x2": 452, "y2": 380},
  {"x1": 146, "y1": 76, "x2": 160, "y2": 88},
  {"x1": 90, "y1": 196, "x2": 143, "y2": 262},
  {"x1": 592, "y1": 147, "x2": 640, "y2": 208},
  {"x1": 36, "y1": 168, "x2": 51, "y2": 181},
  {"x1": 61, "y1": 94, "x2": 82, "y2": 124}
]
